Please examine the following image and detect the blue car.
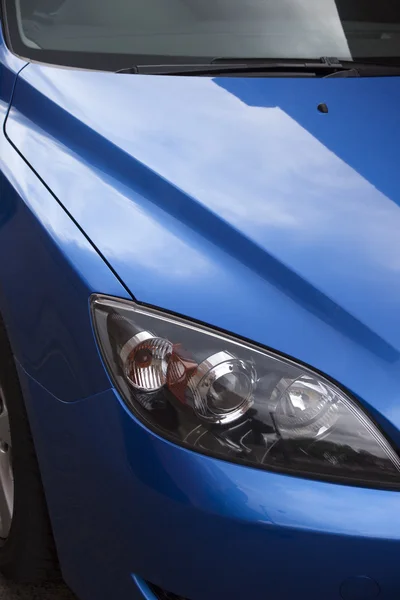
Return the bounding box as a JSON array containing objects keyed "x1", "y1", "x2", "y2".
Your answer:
[{"x1": 1, "y1": 1, "x2": 400, "y2": 599}]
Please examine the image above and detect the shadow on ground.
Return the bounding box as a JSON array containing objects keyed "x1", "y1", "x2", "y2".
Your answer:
[{"x1": 0, "y1": 576, "x2": 77, "y2": 599}]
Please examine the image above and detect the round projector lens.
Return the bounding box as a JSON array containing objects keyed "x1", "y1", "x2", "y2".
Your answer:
[
  {"x1": 120, "y1": 331, "x2": 173, "y2": 392},
  {"x1": 275, "y1": 375, "x2": 339, "y2": 439},
  {"x1": 188, "y1": 351, "x2": 255, "y2": 424},
  {"x1": 209, "y1": 371, "x2": 252, "y2": 413}
]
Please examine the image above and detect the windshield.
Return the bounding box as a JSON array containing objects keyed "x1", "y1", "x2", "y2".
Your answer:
[{"x1": 4, "y1": 0, "x2": 400, "y2": 70}]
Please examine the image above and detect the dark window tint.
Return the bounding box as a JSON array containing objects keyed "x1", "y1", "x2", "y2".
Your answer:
[{"x1": 4, "y1": 0, "x2": 400, "y2": 70}]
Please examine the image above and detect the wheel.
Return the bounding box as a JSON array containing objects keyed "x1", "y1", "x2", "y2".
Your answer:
[{"x1": 0, "y1": 318, "x2": 59, "y2": 582}]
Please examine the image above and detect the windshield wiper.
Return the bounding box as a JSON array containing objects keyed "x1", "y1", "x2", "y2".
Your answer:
[
  {"x1": 118, "y1": 57, "x2": 342, "y2": 76},
  {"x1": 117, "y1": 56, "x2": 400, "y2": 77}
]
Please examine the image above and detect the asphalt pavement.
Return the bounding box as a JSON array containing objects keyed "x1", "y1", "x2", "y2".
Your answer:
[{"x1": 0, "y1": 576, "x2": 76, "y2": 599}]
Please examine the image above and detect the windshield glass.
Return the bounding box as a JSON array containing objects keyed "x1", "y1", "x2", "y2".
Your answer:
[{"x1": 4, "y1": 0, "x2": 400, "y2": 70}]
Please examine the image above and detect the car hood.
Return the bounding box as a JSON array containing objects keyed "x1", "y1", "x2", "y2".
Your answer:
[{"x1": 6, "y1": 67, "x2": 400, "y2": 430}]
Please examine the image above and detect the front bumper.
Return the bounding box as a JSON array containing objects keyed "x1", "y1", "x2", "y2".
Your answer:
[{"x1": 20, "y1": 368, "x2": 400, "y2": 600}]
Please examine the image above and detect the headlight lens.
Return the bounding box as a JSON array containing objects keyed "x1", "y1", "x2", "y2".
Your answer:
[
  {"x1": 92, "y1": 295, "x2": 400, "y2": 488},
  {"x1": 187, "y1": 351, "x2": 256, "y2": 424}
]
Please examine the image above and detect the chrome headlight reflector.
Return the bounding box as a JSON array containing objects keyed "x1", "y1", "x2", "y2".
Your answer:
[{"x1": 92, "y1": 295, "x2": 400, "y2": 488}]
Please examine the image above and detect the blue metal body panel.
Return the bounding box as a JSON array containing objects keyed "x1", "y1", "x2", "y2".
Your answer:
[
  {"x1": 1, "y1": 20, "x2": 400, "y2": 600},
  {"x1": 0, "y1": 33, "x2": 129, "y2": 400},
  {"x1": 6, "y1": 56, "x2": 400, "y2": 445},
  {"x1": 18, "y1": 369, "x2": 400, "y2": 600}
]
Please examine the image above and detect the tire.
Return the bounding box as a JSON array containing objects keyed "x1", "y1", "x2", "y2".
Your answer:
[{"x1": 0, "y1": 318, "x2": 59, "y2": 583}]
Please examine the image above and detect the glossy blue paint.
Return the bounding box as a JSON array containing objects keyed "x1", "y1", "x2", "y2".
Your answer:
[
  {"x1": 132, "y1": 576, "x2": 158, "y2": 600},
  {"x1": 6, "y1": 57, "x2": 400, "y2": 446},
  {"x1": 1, "y1": 17, "x2": 400, "y2": 600},
  {"x1": 0, "y1": 30, "x2": 129, "y2": 400},
  {"x1": 18, "y1": 367, "x2": 400, "y2": 600}
]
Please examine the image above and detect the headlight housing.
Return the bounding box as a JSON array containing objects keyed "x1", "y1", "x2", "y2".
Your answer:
[{"x1": 92, "y1": 295, "x2": 400, "y2": 489}]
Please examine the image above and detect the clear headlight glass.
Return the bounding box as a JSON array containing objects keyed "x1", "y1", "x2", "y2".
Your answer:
[{"x1": 91, "y1": 295, "x2": 400, "y2": 488}]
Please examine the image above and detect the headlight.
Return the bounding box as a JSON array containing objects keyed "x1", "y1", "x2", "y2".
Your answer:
[{"x1": 91, "y1": 295, "x2": 400, "y2": 489}]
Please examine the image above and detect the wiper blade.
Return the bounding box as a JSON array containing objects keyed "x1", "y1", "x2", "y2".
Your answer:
[
  {"x1": 120, "y1": 57, "x2": 343, "y2": 76},
  {"x1": 116, "y1": 57, "x2": 400, "y2": 77},
  {"x1": 325, "y1": 60, "x2": 400, "y2": 77},
  {"x1": 211, "y1": 56, "x2": 400, "y2": 72}
]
